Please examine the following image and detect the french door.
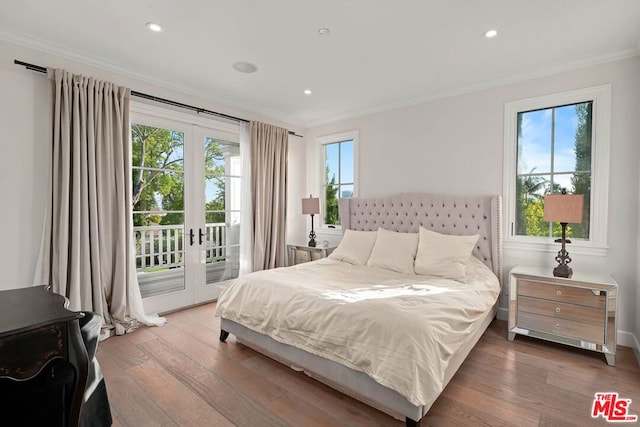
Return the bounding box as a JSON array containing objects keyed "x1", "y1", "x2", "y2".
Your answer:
[{"x1": 131, "y1": 103, "x2": 241, "y2": 314}]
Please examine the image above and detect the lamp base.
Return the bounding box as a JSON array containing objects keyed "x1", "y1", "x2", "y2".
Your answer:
[
  {"x1": 308, "y1": 214, "x2": 317, "y2": 247},
  {"x1": 553, "y1": 264, "x2": 573, "y2": 278},
  {"x1": 553, "y1": 223, "x2": 573, "y2": 278}
]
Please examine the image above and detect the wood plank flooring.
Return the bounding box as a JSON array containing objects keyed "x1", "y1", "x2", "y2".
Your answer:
[{"x1": 97, "y1": 302, "x2": 640, "y2": 427}]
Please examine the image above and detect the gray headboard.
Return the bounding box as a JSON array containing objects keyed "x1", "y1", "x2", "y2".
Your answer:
[{"x1": 338, "y1": 193, "x2": 502, "y2": 281}]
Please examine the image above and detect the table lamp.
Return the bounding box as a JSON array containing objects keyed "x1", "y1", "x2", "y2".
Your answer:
[
  {"x1": 302, "y1": 195, "x2": 320, "y2": 247},
  {"x1": 543, "y1": 190, "x2": 584, "y2": 278}
]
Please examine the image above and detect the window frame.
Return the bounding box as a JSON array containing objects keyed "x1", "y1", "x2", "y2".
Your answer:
[
  {"x1": 502, "y1": 84, "x2": 611, "y2": 255},
  {"x1": 317, "y1": 130, "x2": 359, "y2": 233}
]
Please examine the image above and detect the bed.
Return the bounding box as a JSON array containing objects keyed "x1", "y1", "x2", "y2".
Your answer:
[{"x1": 216, "y1": 192, "x2": 502, "y2": 426}]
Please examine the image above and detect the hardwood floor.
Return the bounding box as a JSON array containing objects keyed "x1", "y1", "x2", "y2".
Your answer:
[{"x1": 97, "y1": 302, "x2": 640, "y2": 427}]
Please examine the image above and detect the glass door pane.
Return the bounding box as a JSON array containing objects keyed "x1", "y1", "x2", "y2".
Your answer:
[
  {"x1": 198, "y1": 135, "x2": 241, "y2": 301},
  {"x1": 131, "y1": 122, "x2": 186, "y2": 299}
]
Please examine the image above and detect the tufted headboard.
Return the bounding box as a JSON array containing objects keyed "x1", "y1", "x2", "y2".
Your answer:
[{"x1": 338, "y1": 193, "x2": 502, "y2": 281}]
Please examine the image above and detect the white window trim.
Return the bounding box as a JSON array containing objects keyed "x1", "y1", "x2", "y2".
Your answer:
[
  {"x1": 316, "y1": 130, "x2": 359, "y2": 234},
  {"x1": 502, "y1": 84, "x2": 611, "y2": 256}
]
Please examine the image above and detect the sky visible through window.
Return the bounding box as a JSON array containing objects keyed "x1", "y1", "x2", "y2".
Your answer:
[
  {"x1": 325, "y1": 140, "x2": 354, "y2": 197},
  {"x1": 518, "y1": 105, "x2": 581, "y2": 194}
]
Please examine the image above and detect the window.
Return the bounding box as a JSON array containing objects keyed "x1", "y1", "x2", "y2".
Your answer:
[
  {"x1": 317, "y1": 130, "x2": 358, "y2": 229},
  {"x1": 515, "y1": 102, "x2": 592, "y2": 238},
  {"x1": 503, "y1": 85, "x2": 610, "y2": 254}
]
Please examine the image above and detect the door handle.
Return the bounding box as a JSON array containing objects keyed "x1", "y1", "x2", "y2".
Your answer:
[
  {"x1": 189, "y1": 228, "x2": 195, "y2": 246},
  {"x1": 199, "y1": 228, "x2": 205, "y2": 245}
]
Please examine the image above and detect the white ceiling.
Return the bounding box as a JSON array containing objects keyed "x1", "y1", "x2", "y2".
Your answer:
[{"x1": 1, "y1": 1, "x2": 639, "y2": 127}]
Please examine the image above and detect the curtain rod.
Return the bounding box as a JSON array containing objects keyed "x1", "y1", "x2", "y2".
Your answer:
[{"x1": 14, "y1": 59, "x2": 303, "y2": 138}]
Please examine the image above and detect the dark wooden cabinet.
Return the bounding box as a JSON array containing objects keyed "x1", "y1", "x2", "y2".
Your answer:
[{"x1": 0, "y1": 285, "x2": 89, "y2": 426}]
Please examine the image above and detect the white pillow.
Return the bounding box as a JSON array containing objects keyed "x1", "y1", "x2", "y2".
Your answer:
[
  {"x1": 328, "y1": 229, "x2": 378, "y2": 266},
  {"x1": 367, "y1": 228, "x2": 419, "y2": 274},
  {"x1": 414, "y1": 227, "x2": 479, "y2": 281}
]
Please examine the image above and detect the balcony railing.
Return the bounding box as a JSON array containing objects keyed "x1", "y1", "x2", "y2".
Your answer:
[{"x1": 134, "y1": 223, "x2": 228, "y2": 273}]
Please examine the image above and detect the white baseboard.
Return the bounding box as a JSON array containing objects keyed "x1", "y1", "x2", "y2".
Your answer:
[
  {"x1": 496, "y1": 307, "x2": 640, "y2": 367},
  {"x1": 617, "y1": 330, "x2": 638, "y2": 349},
  {"x1": 618, "y1": 330, "x2": 640, "y2": 367}
]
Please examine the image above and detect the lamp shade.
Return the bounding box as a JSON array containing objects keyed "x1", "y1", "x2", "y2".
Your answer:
[
  {"x1": 543, "y1": 194, "x2": 584, "y2": 224},
  {"x1": 302, "y1": 197, "x2": 320, "y2": 215}
]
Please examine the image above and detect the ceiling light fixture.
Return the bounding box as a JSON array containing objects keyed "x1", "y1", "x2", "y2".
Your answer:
[
  {"x1": 318, "y1": 28, "x2": 330, "y2": 36},
  {"x1": 485, "y1": 29, "x2": 498, "y2": 38},
  {"x1": 304, "y1": 89, "x2": 312, "y2": 95},
  {"x1": 146, "y1": 22, "x2": 163, "y2": 32},
  {"x1": 232, "y1": 61, "x2": 258, "y2": 73}
]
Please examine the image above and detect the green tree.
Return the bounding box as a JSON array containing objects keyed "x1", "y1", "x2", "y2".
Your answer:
[
  {"x1": 203, "y1": 137, "x2": 227, "y2": 224},
  {"x1": 524, "y1": 198, "x2": 564, "y2": 237},
  {"x1": 132, "y1": 124, "x2": 184, "y2": 226},
  {"x1": 569, "y1": 102, "x2": 592, "y2": 238},
  {"x1": 515, "y1": 170, "x2": 547, "y2": 235},
  {"x1": 524, "y1": 198, "x2": 546, "y2": 236},
  {"x1": 324, "y1": 166, "x2": 339, "y2": 225},
  {"x1": 131, "y1": 125, "x2": 227, "y2": 227},
  {"x1": 205, "y1": 176, "x2": 226, "y2": 224}
]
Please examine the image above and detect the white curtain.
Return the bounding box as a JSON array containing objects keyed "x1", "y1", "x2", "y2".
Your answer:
[
  {"x1": 35, "y1": 68, "x2": 165, "y2": 338},
  {"x1": 238, "y1": 122, "x2": 253, "y2": 276},
  {"x1": 250, "y1": 121, "x2": 289, "y2": 271}
]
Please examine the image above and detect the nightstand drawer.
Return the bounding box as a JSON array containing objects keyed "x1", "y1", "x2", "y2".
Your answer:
[
  {"x1": 518, "y1": 280, "x2": 605, "y2": 309},
  {"x1": 518, "y1": 312, "x2": 605, "y2": 344},
  {"x1": 518, "y1": 296, "x2": 605, "y2": 326}
]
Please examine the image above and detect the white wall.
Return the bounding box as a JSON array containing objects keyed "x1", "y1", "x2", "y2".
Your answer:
[
  {"x1": 0, "y1": 44, "x2": 50, "y2": 288},
  {"x1": 286, "y1": 135, "x2": 308, "y2": 246},
  {"x1": 0, "y1": 39, "x2": 305, "y2": 291},
  {"x1": 305, "y1": 56, "x2": 640, "y2": 347},
  {"x1": 637, "y1": 152, "x2": 640, "y2": 362}
]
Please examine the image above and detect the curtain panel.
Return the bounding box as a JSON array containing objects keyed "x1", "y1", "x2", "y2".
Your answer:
[
  {"x1": 250, "y1": 121, "x2": 289, "y2": 271},
  {"x1": 35, "y1": 68, "x2": 165, "y2": 337}
]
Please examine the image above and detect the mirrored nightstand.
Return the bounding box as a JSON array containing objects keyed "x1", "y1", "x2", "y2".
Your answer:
[
  {"x1": 287, "y1": 244, "x2": 335, "y2": 266},
  {"x1": 508, "y1": 265, "x2": 617, "y2": 366}
]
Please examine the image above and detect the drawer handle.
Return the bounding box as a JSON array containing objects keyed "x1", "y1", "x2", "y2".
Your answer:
[
  {"x1": 555, "y1": 323, "x2": 561, "y2": 329},
  {"x1": 556, "y1": 290, "x2": 562, "y2": 296},
  {"x1": 555, "y1": 307, "x2": 561, "y2": 313}
]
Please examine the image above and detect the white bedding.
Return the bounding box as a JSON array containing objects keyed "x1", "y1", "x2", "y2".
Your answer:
[{"x1": 215, "y1": 256, "x2": 500, "y2": 407}]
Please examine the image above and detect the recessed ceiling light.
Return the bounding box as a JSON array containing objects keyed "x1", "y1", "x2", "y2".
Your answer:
[
  {"x1": 318, "y1": 28, "x2": 330, "y2": 36},
  {"x1": 485, "y1": 29, "x2": 498, "y2": 38},
  {"x1": 303, "y1": 89, "x2": 312, "y2": 95},
  {"x1": 232, "y1": 61, "x2": 258, "y2": 73},
  {"x1": 146, "y1": 22, "x2": 163, "y2": 32}
]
